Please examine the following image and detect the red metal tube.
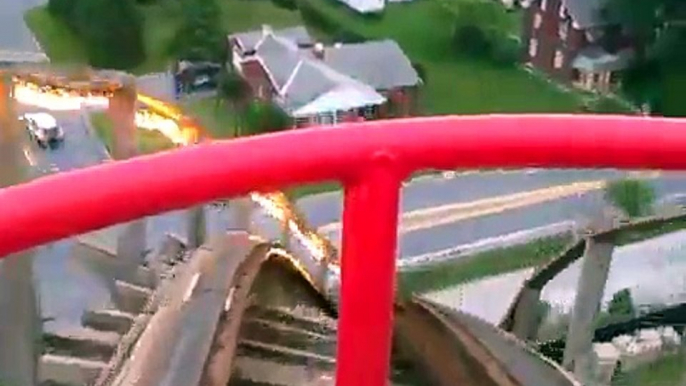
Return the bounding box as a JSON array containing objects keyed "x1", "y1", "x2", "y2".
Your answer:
[
  {"x1": 336, "y1": 152, "x2": 402, "y2": 386},
  {"x1": 2, "y1": 115, "x2": 686, "y2": 256}
]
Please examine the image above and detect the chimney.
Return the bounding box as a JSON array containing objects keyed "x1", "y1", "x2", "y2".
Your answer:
[
  {"x1": 313, "y1": 42, "x2": 325, "y2": 59},
  {"x1": 262, "y1": 24, "x2": 273, "y2": 36}
]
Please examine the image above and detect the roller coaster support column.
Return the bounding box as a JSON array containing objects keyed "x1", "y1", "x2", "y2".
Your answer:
[
  {"x1": 511, "y1": 287, "x2": 543, "y2": 341},
  {"x1": 336, "y1": 154, "x2": 402, "y2": 386},
  {"x1": 186, "y1": 135, "x2": 207, "y2": 249},
  {"x1": 563, "y1": 233, "x2": 614, "y2": 382},
  {"x1": 234, "y1": 197, "x2": 253, "y2": 232},
  {"x1": 0, "y1": 73, "x2": 39, "y2": 386},
  {"x1": 187, "y1": 205, "x2": 206, "y2": 249},
  {"x1": 108, "y1": 76, "x2": 147, "y2": 265}
]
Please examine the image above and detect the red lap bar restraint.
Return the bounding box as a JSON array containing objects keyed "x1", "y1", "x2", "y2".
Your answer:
[{"x1": 1, "y1": 114, "x2": 685, "y2": 386}]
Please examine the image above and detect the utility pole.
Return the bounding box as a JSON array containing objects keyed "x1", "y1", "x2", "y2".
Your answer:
[{"x1": 0, "y1": 72, "x2": 40, "y2": 386}]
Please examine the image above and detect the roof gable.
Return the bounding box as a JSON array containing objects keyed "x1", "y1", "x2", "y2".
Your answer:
[
  {"x1": 256, "y1": 35, "x2": 302, "y2": 89},
  {"x1": 231, "y1": 26, "x2": 313, "y2": 52}
]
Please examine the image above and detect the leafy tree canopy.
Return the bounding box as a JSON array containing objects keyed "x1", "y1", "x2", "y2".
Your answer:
[
  {"x1": 603, "y1": 0, "x2": 686, "y2": 115},
  {"x1": 48, "y1": 0, "x2": 145, "y2": 69},
  {"x1": 170, "y1": 0, "x2": 226, "y2": 62},
  {"x1": 608, "y1": 288, "x2": 635, "y2": 318}
]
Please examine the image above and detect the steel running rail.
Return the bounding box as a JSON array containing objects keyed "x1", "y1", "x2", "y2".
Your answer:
[{"x1": 0, "y1": 114, "x2": 685, "y2": 386}]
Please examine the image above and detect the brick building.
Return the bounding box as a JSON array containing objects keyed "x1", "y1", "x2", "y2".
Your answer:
[
  {"x1": 522, "y1": 0, "x2": 634, "y2": 93},
  {"x1": 228, "y1": 25, "x2": 421, "y2": 127}
]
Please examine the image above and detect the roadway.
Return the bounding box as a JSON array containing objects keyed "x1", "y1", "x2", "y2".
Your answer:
[
  {"x1": 0, "y1": 0, "x2": 44, "y2": 56},
  {"x1": 17, "y1": 109, "x2": 686, "y2": 331},
  {"x1": 301, "y1": 170, "x2": 686, "y2": 258},
  {"x1": 13, "y1": 104, "x2": 242, "y2": 334}
]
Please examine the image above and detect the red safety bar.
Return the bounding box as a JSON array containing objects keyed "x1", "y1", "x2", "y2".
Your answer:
[{"x1": 1, "y1": 114, "x2": 686, "y2": 386}]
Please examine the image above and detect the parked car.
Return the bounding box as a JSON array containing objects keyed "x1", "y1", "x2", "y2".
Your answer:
[{"x1": 21, "y1": 112, "x2": 64, "y2": 148}]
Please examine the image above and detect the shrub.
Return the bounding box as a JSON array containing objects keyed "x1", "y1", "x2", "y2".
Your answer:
[
  {"x1": 412, "y1": 62, "x2": 426, "y2": 84},
  {"x1": 604, "y1": 178, "x2": 656, "y2": 218},
  {"x1": 299, "y1": 0, "x2": 367, "y2": 43},
  {"x1": 170, "y1": 0, "x2": 226, "y2": 62},
  {"x1": 243, "y1": 102, "x2": 292, "y2": 136},
  {"x1": 453, "y1": 24, "x2": 491, "y2": 58},
  {"x1": 76, "y1": 0, "x2": 145, "y2": 69},
  {"x1": 272, "y1": 0, "x2": 298, "y2": 10},
  {"x1": 491, "y1": 36, "x2": 520, "y2": 67},
  {"x1": 451, "y1": 1, "x2": 517, "y2": 65}
]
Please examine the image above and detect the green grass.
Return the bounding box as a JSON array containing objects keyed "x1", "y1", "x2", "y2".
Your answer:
[
  {"x1": 612, "y1": 352, "x2": 685, "y2": 386},
  {"x1": 300, "y1": 0, "x2": 581, "y2": 115},
  {"x1": 90, "y1": 111, "x2": 174, "y2": 155},
  {"x1": 24, "y1": 7, "x2": 88, "y2": 65},
  {"x1": 134, "y1": 4, "x2": 183, "y2": 74},
  {"x1": 616, "y1": 217, "x2": 686, "y2": 246},
  {"x1": 397, "y1": 235, "x2": 573, "y2": 297},
  {"x1": 398, "y1": 215, "x2": 686, "y2": 298},
  {"x1": 289, "y1": 182, "x2": 341, "y2": 199},
  {"x1": 181, "y1": 98, "x2": 238, "y2": 138},
  {"x1": 26, "y1": 0, "x2": 304, "y2": 74}
]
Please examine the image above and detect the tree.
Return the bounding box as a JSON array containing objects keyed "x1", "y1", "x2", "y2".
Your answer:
[
  {"x1": 602, "y1": 0, "x2": 662, "y2": 59},
  {"x1": 216, "y1": 71, "x2": 251, "y2": 133},
  {"x1": 451, "y1": 1, "x2": 513, "y2": 63},
  {"x1": 602, "y1": 0, "x2": 686, "y2": 116},
  {"x1": 604, "y1": 178, "x2": 656, "y2": 218},
  {"x1": 242, "y1": 102, "x2": 292, "y2": 136},
  {"x1": 47, "y1": 0, "x2": 78, "y2": 29},
  {"x1": 170, "y1": 0, "x2": 225, "y2": 62},
  {"x1": 77, "y1": 0, "x2": 145, "y2": 69},
  {"x1": 607, "y1": 288, "x2": 635, "y2": 318}
]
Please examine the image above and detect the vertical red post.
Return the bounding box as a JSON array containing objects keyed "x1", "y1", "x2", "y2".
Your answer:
[{"x1": 335, "y1": 154, "x2": 402, "y2": 386}]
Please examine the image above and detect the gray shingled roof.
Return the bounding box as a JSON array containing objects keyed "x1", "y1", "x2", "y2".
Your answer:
[
  {"x1": 562, "y1": 0, "x2": 607, "y2": 29},
  {"x1": 256, "y1": 35, "x2": 302, "y2": 90},
  {"x1": 322, "y1": 40, "x2": 420, "y2": 90},
  {"x1": 278, "y1": 61, "x2": 339, "y2": 112},
  {"x1": 231, "y1": 26, "x2": 312, "y2": 51}
]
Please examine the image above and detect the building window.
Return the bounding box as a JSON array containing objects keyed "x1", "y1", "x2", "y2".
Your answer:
[
  {"x1": 559, "y1": 21, "x2": 569, "y2": 41},
  {"x1": 572, "y1": 69, "x2": 581, "y2": 82},
  {"x1": 554, "y1": 50, "x2": 564, "y2": 68},
  {"x1": 540, "y1": 0, "x2": 547, "y2": 11},
  {"x1": 534, "y1": 13, "x2": 543, "y2": 29},
  {"x1": 529, "y1": 38, "x2": 538, "y2": 58}
]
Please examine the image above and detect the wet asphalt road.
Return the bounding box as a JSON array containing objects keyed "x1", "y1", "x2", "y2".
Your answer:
[
  {"x1": 14, "y1": 107, "x2": 242, "y2": 333},
  {"x1": 306, "y1": 170, "x2": 686, "y2": 258},
  {"x1": 0, "y1": 0, "x2": 44, "y2": 54},
  {"x1": 16, "y1": 109, "x2": 686, "y2": 331}
]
